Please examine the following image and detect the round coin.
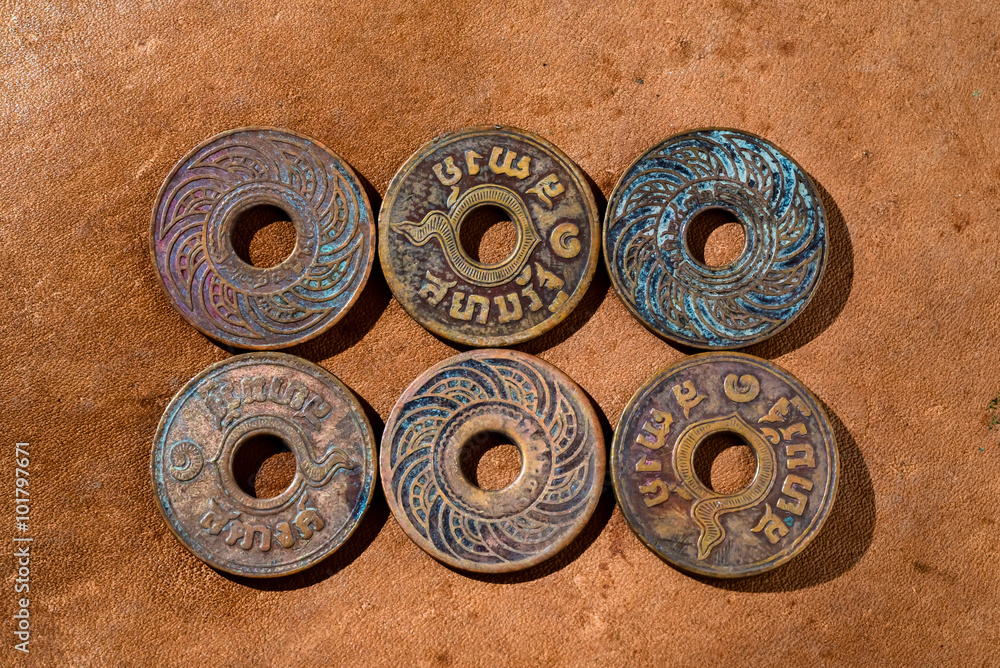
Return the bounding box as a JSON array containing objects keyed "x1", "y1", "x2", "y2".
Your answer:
[
  {"x1": 379, "y1": 126, "x2": 600, "y2": 346},
  {"x1": 150, "y1": 127, "x2": 375, "y2": 349},
  {"x1": 604, "y1": 129, "x2": 827, "y2": 348},
  {"x1": 381, "y1": 349, "x2": 605, "y2": 572},
  {"x1": 151, "y1": 353, "x2": 376, "y2": 577},
  {"x1": 611, "y1": 353, "x2": 837, "y2": 577}
]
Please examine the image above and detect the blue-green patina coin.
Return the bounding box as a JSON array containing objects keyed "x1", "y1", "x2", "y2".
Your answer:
[{"x1": 604, "y1": 129, "x2": 827, "y2": 349}]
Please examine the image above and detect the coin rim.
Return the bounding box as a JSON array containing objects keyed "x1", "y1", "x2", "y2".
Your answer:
[
  {"x1": 378, "y1": 125, "x2": 601, "y2": 347},
  {"x1": 610, "y1": 351, "x2": 839, "y2": 578},
  {"x1": 602, "y1": 127, "x2": 829, "y2": 350},
  {"x1": 380, "y1": 349, "x2": 606, "y2": 573},
  {"x1": 150, "y1": 352, "x2": 377, "y2": 578},
  {"x1": 148, "y1": 126, "x2": 376, "y2": 351}
]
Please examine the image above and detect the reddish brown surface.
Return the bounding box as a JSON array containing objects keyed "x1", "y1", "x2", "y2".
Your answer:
[{"x1": 1, "y1": 1, "x2": 998, "y2": 664}]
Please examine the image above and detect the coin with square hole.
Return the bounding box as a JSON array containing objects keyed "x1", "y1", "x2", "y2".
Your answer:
[
  {"x1": 150, "y1": 127, "x2": 375, "y2": 350},
  {"x1": 611, "y1": 352, "x2": 837, "y2": 577},
  {"x1": 151, "y1": 353, "x2": 376, "y2": 577},
  {"x1": 381, "y1": 349, "x2": 605, "y2": 572},
  {"x1": 379, "y1": 126, "x2": 600, "y2": 346}
]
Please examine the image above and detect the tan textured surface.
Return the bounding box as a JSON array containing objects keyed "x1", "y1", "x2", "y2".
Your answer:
[{"x1": 1, "y1": 0, "x2": 998, "y2": 665}]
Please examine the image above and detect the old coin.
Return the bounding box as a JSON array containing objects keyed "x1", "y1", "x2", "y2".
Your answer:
[
  {"x1": 379, "y1": 126, "x2": 600, "y2": 346},
  {"x1": 150, "y1": 127, "x2": 375, "y2": 350},
  {"x1": 611, "y1": 353, "x2": 837, "y2": 577},
  {"x1": 381, "y1": 349, "x2": 605, "y2": 572},
  {"x1": 151, "y1": 353, "x2": 376, "y2": 577},
  {"x1": 604, "y1": 129, "x2": 827, "y2": 348}
]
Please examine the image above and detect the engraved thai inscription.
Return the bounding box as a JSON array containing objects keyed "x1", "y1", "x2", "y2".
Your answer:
[
  {"x1": 151, "y1": 353, "x2": 376, "y2": 577},
  {"x1": 380, "y1": 126, "x2": 600, "y2": 346},
  {"x1": 150, "y1": 127, "x2": 375, "y2": 350},
  {"x1": 604, "y1": 129, "x2": 828, "y2": 348},
  {"x1": 381, "y1": 349, "x2": 606, "y2": 573},
  {"x1": 611, "y1": 353, "x2": 837, "y2": 578}
]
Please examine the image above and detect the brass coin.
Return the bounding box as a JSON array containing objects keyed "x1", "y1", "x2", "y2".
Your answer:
[
  {"x1": 381, "y1": 349, "x2": 605, "y2": 572},
  {"x1": 150, "y1": 127, "x2": 375, "y2": 350},
  {"x1": 379, "y1": 126, "x2": 600, "y2": 346},
  {"x1": 604, "y1": 129, "x2": 827, "y2": 348},
  {"x1": 611, "y1": 353, "x2": 837, "y2": 577},
  {"x1": 151, "y1": 353, "x2": 376, "y2": 577}
]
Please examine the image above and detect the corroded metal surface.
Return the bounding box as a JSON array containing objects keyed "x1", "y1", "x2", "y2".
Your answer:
[
  {"x1": 150, "y1": 127, "x2": 375, "y2": 350},
  {"x1": 151, "y1": 353, "x2": 376, "y2": 577},
  {"x1": 381, "y1": 349, "x2": 605, "y2": 572},
  {"x1": 379, "y1": 126, "x2": 600, "y2": 346},
  {"x1": 611, "y1": 353, "x2": 837, "y2": 578},
  {"x1": 604, "y1": 129, "x2": 827, "y2": 349}
]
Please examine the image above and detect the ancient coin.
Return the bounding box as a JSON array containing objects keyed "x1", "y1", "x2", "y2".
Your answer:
[
  {"x1": 611, "y1": 353, "x2": 837, "y2": 577},
  {"x1": 151, "y1": 353, "x2": 376, "y2": 577},
  {"x1": 150, "y1": 127, "x2": 375, "y2": 349},
  {"x1": 381, "y1": 349, "x2": 605, "y2": 572},
  {"x1": 604, "y1": 129, "x2": 827, "y2": 348},
  {"x1": 379, "y1": 126, "x2": 600, "y2": 346}
]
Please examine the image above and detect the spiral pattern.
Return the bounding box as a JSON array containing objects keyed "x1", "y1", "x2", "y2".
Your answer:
[
  {"x1": 151, "y1": 128, "x2": 373, "y2": 349},
  {"x1": 382, "y1": 351, "x2": 603, "y2": 571},
  {"x1": 168, "y1": 440, "x2": 204, "y2": 482},
  {"x1": 605, "y1": 129, "x2": 826, "y2": 348}
]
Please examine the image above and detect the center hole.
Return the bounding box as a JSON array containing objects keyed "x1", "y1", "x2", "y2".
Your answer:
[
  {"x1": 232, "y1": 433, "x2": 296, "y2": 499},
  {"x1": 686, "y1": 208, "x2": 746, "y2": 268},
  {"x1": 230, "y1": 204, "x2": 296, "y2": 268},
  {"x1": 459, "y1": 431, "x2": 522, "y2": 490},
  {"x1": 693, "y1": 431, "x2": 757, "y2": 494},
  {"x1": 459, "y1": 205, "x2": 518, "y2": 265}
]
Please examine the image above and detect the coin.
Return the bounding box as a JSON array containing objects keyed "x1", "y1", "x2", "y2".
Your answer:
[
  {"x1": 379, "y1": 126, "x2": 600, "y2": 346},
  {"x1": 611, "y1": 352, "x2": 837, "y2": 577},
  {"x1": 381, "y1": 349, "x2": 605, "y2": 572},
  {"x1": 151, "y1": 353, "x2": 376, "y2": 577},
  {"x1": 150, "y1": 127, "x2": 375, "y2": 350},
  {"x1": 604, "y1": 129, "x2": 827, "y2": 348}
]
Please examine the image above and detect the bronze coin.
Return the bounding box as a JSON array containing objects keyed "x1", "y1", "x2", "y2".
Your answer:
[
  {"x1": 379, "y1": 126, "x2": 600, "y2": 346},
  {"x1": 150, "y1": 127, "x2": 375, "y2": 350},
  {"x1": 604, "y1": 129, "x2": 827, "y2": 348},
  {"x1": 611, "y1": 353, "x2": 837, "y2": 577},
  {"x1": 381, "y1": 349, "x2": 605, "y2": 572},
  {"x1": 151, "y1": 353, "x2": 376, "y2": 577}
]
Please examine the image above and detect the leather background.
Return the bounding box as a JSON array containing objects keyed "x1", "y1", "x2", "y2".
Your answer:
[{"x1": 2, "y1": 0, "x2": 998, "y2": 665}]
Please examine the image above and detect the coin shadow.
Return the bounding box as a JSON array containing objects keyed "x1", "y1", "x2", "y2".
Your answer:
[
  {"x1": 217, "y1": 171, "x2": 392, "y2": 363},
  {"x1": 218, "y1": 390, "x2": 390, "y2": 591},
  {"x1": 515, "y1": 169, "x2": 611, "y2": 354},
  {"x1": 512, "y1": 265, "x2": 611, "y2": 356},
  {"x1": 691, "y1": 399, "x2": 875, "y2": 593},
  {"x1": 741, "y1": 178, "x2": 854, "y2": 359},
  {"x1": 449, "y1": 386, "x2": 616, "y2": 584},
  {"x1": 667, "y1": 178, "x2": 853, "y2": 359}
]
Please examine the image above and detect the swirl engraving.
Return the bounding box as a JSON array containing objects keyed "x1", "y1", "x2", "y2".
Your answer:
[
  {"x1": 724, "y1": 373, "x2": 760, "y2": 402},
  {"x1": 152, "y1": 128, "x2": 373, "y2": 348},
  {"x1": 605, "y1": 129, "x2": 827, "y2": 348},
  {"x1": 550, "y1": 222, "x2": 581, "y2": 258},
  {"x1": 169, "y1": 440, "x2": 204, "y2": 482},
  {"x1": 383, "y1": 353, "x2": 602, "y2": 570}
]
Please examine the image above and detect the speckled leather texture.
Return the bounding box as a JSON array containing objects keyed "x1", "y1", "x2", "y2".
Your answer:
[{"x1": 1, "y1": 1, "x2": 997, "y2": 665}]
